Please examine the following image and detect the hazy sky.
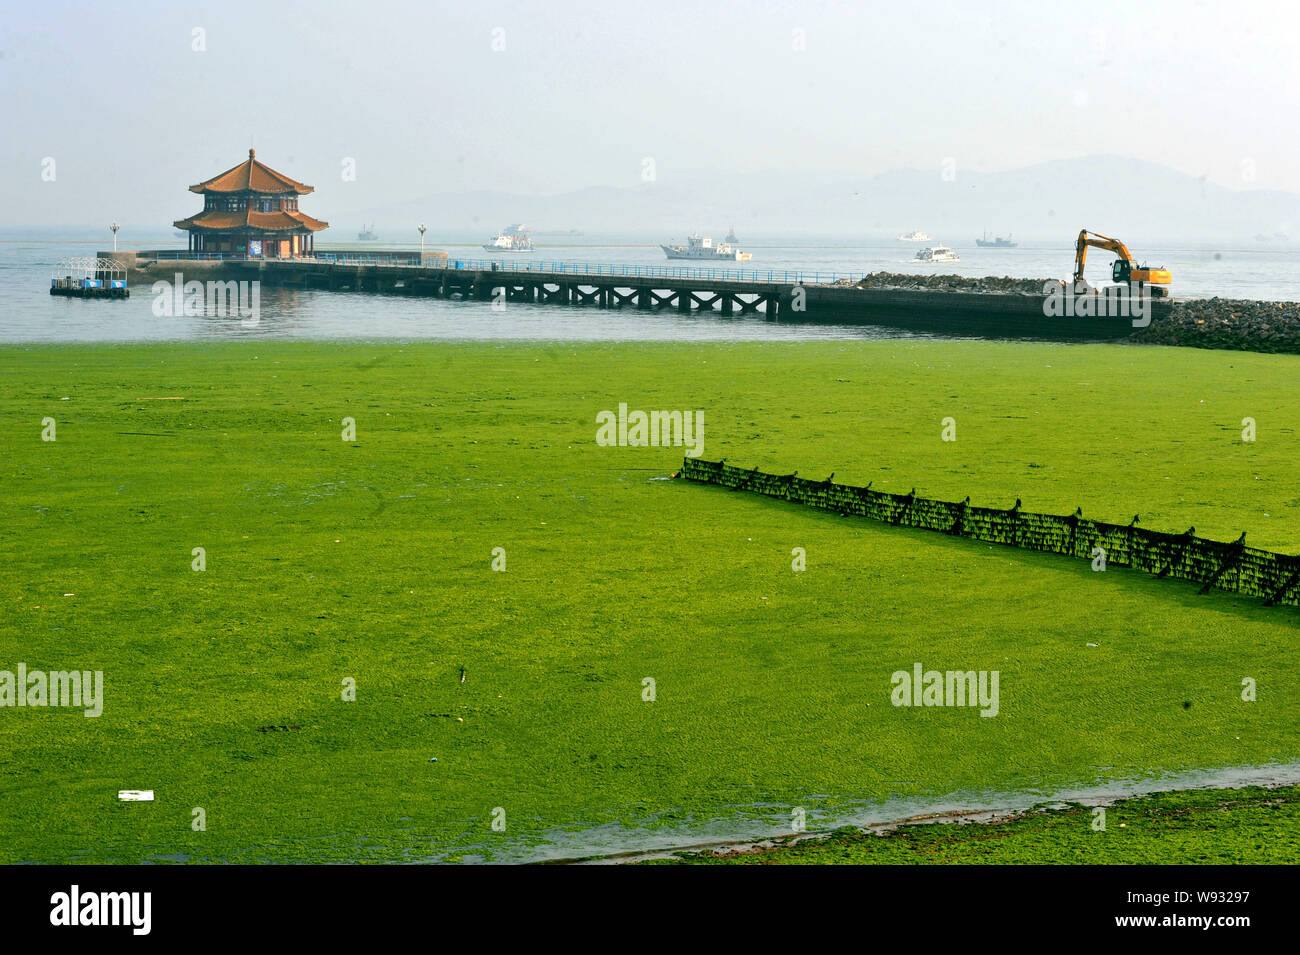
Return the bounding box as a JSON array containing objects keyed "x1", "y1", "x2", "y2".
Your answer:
[{"x1": 2, "y1": 0, "x2": 1298, "y2": 226}]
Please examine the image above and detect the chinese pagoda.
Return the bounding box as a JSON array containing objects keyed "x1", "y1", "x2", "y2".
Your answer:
[{"x1": 174, "y1": 149, "x2": 328, "y2": 258}]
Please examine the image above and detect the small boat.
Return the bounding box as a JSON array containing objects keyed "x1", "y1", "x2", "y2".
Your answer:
[
  {"x1": 483, "y1": 224, "x2": 533, "y2": 252},
  {"x1": 975, "y1": 231, "x2": 1017, "y2": 248},
  {"x1": 898, "y1": 230, "x2": 933, "y2": 242},
  {"x1": 661, "y1": 232, "x2": 751, "y2": 261},
  {"x1": 357, "y1": 223, "x2": 379, "y2": 241},
  {"x1": 915, "y1": 245, "x2": 960, "y2": 262}
]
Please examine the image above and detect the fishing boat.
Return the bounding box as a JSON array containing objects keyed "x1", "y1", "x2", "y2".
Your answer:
[
  {"x1": 975, "y1": 231, "x2": 1017, "y2": 248},
  {"x1": 661, "y1": 233, "x2": 751, "y2": 261},
  {"x1": 357, "y1": 223, "x2": 379, "y2": 241}
]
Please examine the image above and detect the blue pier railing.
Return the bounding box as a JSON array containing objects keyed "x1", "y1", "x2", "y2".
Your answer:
[
  {"x1": 308, "y1": 254, "x2": 860, "y2": 285},
  {"x1": 145, "y1": 251, "x2": 861, "y2": 285},
  {"x1": 151, "y1": 251, "x2": 249, "y2": 261}
]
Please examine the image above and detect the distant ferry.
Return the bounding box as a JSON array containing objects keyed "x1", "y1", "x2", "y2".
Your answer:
[
  {"x1": 484, "y1": 224, "x2": 533, "y2": 252},
  {"x1": 898, "y1": 230, "x2": 932, "y2": 242},
  {"x1": 975, "y1": 231, "x2": 1017, "y2": 248},
  {"x1": 661, "y1": 233, "x2": 751, "y2": 261},
  {"x1": 358, "y1": 223, "x2": 379, "y2": 241},
  {"x1": 915, "y1": 245, "x2": 960, "y2": 262}
]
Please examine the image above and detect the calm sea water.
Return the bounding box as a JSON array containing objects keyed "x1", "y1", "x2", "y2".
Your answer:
[{"x1": 3, "y1": 229, "x2": 1296, "y2": 343}]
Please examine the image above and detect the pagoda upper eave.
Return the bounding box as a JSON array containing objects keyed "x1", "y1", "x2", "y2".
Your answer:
[{"x1": 188, "y1": 149, "x2": 315, "y2": 195}]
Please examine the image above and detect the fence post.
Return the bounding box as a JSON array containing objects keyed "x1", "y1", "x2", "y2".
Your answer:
[
  {"x1": 781, "y1": 471, "x2": 798, "y2": 500},
  {"x1": 894, "y1": 488, "x2": 917, "y2": 527},
  {"x1": 1263, "y1": 558, "x2": 1300, "y2": 606},
  {"x1": 1156, "y1": 527, "x2": 1196, "y2": 578},
  {"x1": 1198, "y1": 533, "x2": 1247, "y2": 595},
  {"x1": 1066, "y1": 507, "x2": 1082, "y2": 557},
  {"x1": 949, "y1": 496, "x2": 970, "y2": 537}
]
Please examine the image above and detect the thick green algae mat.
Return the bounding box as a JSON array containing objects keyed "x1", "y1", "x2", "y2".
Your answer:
[{"x1": 0, "y1": 339, "x2": 1295, "y2": 862}]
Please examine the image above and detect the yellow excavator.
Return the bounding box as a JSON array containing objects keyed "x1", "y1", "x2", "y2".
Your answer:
[{"x1": 1073, "y1": 229, "x2": 1172, "y2": 299}]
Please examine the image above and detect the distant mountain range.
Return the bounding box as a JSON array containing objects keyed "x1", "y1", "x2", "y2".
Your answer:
[{"x1": 345, "y1": 155, "x2": 1298, "y2": 244}]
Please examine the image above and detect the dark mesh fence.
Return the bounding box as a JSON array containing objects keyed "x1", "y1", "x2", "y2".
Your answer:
[{"x1": 680, "y1": 458, "x2": 1300, "y2": 608}]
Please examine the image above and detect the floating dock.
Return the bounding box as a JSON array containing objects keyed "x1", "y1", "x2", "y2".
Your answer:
[{"x1": 51, "y1": 257, "x2": 129, "y2": 299}]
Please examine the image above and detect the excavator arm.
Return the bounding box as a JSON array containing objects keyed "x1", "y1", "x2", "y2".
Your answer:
[
  {"x1": 1073, "y1": 229, "x2": 1171, "y2": 293},
  {"x1": 1074, "y1": 230, "x2": 1134, "y2": 283}
]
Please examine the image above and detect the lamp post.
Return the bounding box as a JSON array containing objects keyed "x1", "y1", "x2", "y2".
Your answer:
[
  {"x1": 109, "y1": 221, "x2": 120, "y2": 252},
  {"x1": 418, "y1": 223, "x2": 427, "y2": 262}
]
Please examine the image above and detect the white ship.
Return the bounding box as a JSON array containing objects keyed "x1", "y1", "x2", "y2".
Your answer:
[
  {"x1": 915, "y1": 245, "x2": 960, "y2": 262},
  {"x1": 483, "y1": 224, "x2": 533, "y2": 252},
  {"x1": 661, "y1": 232, "x2": 751, "y2": 261},
  {"x1": 898, "y1": 230, "x2": 933, "y2": 242}
]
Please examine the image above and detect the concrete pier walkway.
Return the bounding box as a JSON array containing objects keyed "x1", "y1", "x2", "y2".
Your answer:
[{"x1": 103, "y1": 249, "x2": 1155, "y2": 340}]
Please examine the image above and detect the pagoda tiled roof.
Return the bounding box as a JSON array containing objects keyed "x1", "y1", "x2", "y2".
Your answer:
[
  {"x1": 173, "y1": 208, "x2": 329, "y2": 232},
  {"x1": 188, "y1": 149, "x2": 315, "y2": 195}
]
